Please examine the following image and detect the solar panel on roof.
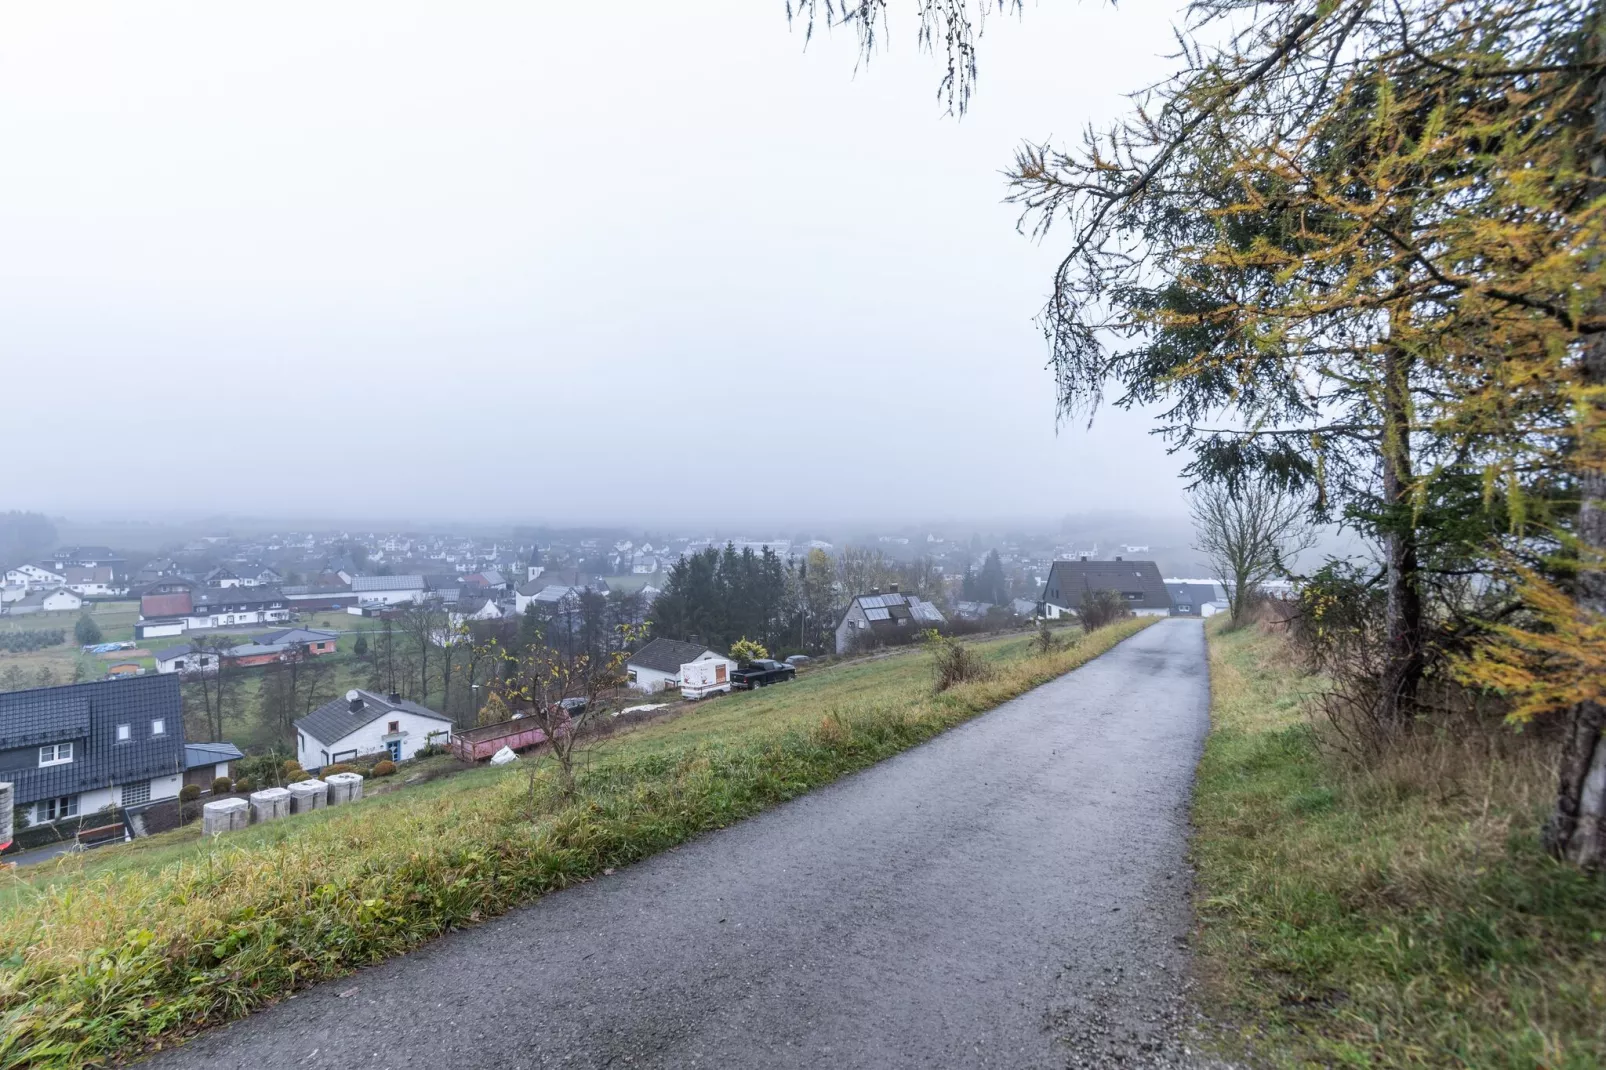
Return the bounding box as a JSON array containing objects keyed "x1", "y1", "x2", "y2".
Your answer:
[
  {"x1": 860, "y1": 595, "x2": 886, "y2": 608},
  {"x1": 864, "y1": 607, "x2": 892, "y2": 621}
]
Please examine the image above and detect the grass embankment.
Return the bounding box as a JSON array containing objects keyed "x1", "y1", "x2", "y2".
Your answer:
[
  {"x1": 0, "y1": 618, "x2": 1153, "y2": 1068},
  {"x1": 1194, "y1": 620, "x2": 1606, "y2": 1069}
]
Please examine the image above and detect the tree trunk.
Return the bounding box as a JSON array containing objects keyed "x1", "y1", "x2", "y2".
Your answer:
[
  {"x1": 1378, "y1": 341, "x2": 1424, "y2": 724},
  {"x1": 1548, "y1": 330, "x2": 1606, "y2": 866},
  {"x1": 1545, "y1": 9, "x2": 1606, "y2": 868}
]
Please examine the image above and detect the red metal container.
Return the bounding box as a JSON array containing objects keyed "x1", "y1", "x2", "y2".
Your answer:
[{"x1": 449, "y1": 718, "x2": 549, "y2": 762}]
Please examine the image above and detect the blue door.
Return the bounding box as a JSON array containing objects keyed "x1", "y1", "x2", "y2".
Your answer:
[{"x1": 387, "y1": 740, "x2": 401, "y2": 762}]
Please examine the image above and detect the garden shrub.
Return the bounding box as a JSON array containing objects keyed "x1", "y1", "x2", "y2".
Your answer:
[
  {"x1": 178, "y1": 784, "x2": 201, "y2": 803},
  {"x1": 210, "y1": 777, "x2": 232, "y2": 795},
  {"x1": 371, "y1": 760, "x2": 396, "y2": 777}
]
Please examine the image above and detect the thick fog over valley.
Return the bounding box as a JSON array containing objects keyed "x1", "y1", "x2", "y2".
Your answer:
[{"x1": 0, "y1": 0, "x2": 1189, "y2": 526}]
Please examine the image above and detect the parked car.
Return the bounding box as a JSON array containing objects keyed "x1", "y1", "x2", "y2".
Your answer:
[
  {"x1": 731, "y1": 658, "x2": 796, "y2": 690},
  {"x1": 784, "y1": 654, "x2": 811, "y2": 667}
]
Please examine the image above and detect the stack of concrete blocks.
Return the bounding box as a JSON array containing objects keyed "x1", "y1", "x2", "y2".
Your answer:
[
  {"x1": 249, "y1": 786, "x2": 292, "y2": 824},
  {"x1": 288, "y1": 778, "x2": 327, "y2": 815},
  {"x1": 202, "y1": 797, "x2": 250, "y2": 835},
  {"x1": 0, "y1": 782, "x2": 12, "y2": 848},
  {"x1": 325, "y1": 771, "x2": 364, "y2": 805}
]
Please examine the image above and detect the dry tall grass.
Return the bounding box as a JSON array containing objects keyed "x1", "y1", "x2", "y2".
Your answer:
[{"x1": 1194, "y1": 619, "x2": 1606, "y2": 1069}]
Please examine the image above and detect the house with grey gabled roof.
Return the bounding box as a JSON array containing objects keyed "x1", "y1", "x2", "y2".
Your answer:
[
  {"x1": 1041, "y1": 559, "x2": 1173, "y2": 617},
  {"x1": 834, "y1": 586, "x2": 947, "y2": 654},
  {"x1": 295, "y1": 689, "x2": 453, "y2": 771},
  {"x1": 0, "y1": 674, "x2": 188, "y2": 828},
  {"x1": 626, "y1": 638, "x2": 728, "y2": 693},
  {"x1": 1165, "y1": 582, "x2": 1226, "y2": 618}
]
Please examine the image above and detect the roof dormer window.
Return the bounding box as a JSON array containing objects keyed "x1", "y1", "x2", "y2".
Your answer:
[{"x1": 38, "y1": 742, "x2": 73, "y2": 767}]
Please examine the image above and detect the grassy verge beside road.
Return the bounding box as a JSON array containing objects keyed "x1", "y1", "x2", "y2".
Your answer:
[
  {"x1": 0, "y1": 618, "x2": 1153, "y2": 1068},
  {"x1": 1194, "y1": 620, "x2": 1606, "y2": 1069}
]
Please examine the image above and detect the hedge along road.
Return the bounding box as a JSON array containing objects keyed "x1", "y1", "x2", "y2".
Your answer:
[{"x1": 146, "y1": 619, "x2": 1217, "y2": 1070}]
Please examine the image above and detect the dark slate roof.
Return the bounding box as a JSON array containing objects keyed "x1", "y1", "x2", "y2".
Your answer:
[
  {"x1": 1165, "y1": 583, "x2": 1220, "y2": 612},
  {"x1": 628, "y1": 638, "x2": 722, "y2": 674},
  {"x1": 295, "y1": 689, "x2": 451, "y2": 748},
  {"x1": 153, "y1": 643, "x2": 198, "y2": 662},
  {"x1": 1041, "y1": 560, "x2": 1173, "y2": 612},
  {"x1": 184, "y1": 741, "x2": 244, "y2": 768},
  {"x1": 0, "y1": 675, "x2": 186, "y2": 805}
]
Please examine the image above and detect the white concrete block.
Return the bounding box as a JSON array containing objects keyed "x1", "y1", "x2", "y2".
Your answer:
[
  {"x1": 288, "y1": 778, "x2": 327, "y2": 815},
  {"x1": 202, "y1": 797, "x2": 249, "y2": 835},
  {"x1": 324, "y1": 772, "x2": 364, "y2": 805},
  {"x1": 249, "y1": 787, "x2": 292, "y2": 824}
]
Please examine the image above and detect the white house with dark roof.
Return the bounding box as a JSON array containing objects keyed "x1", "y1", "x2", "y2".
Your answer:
[
  {"x1": 295, "y1": 689, "x2": 453, "y2": 771},
  {"x1": 134, "y1": 586, "x2": 290, "y2": 638},
  {"x1": 4, "y1": 564, "x2": 64, "y2": 590},
  {"x1": 626, "y1": 638, "x2": 729, "y2": 693},
  {"x1": 62, "y1": 566, "x2": 121, "y2": 597},
  {"x1": 0, "y1": 674, "x2": 188, "y2": 829},
  {"x1": 7, "y1": 588, "x2": 83, "y2": 615},
  {"x1": 153, "y1": 643, "x2": 220, "y2": 675},
  {"x1": 1040, "y1": 559, "x2": 1174, "y2": 618}
]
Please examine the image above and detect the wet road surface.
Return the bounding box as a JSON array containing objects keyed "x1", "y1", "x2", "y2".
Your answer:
[{"x1": 146, "y1": 619, "x2": 1216, "y2": 1069}]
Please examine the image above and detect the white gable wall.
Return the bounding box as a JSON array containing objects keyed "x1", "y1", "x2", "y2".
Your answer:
[
  {"x1": 627, "y1": 649, "x2": 721, "y2": 693},
  {"x1": 298, "y1": 708, "x2": 452, "y2": 770}
]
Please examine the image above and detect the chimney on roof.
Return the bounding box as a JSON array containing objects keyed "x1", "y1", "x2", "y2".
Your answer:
[
  {"x1": 870, "y1": 586, "x2": 881, "y2": 596},
  {"x1": 1079, "y1": 555, "x2": 1089, "y2": 562},
  {"x1": 346, "y1": 689, "x2": 363, "y2": 712},
  {"x1": 1115, "y1": 556, "x2": 1123, "y2": 561},
  {"x1": 888, "y1": 582, "x2": 899, "y2": 594},
  {"x1": 389, "y1": 692, "x2": 402, "y2": 704}
]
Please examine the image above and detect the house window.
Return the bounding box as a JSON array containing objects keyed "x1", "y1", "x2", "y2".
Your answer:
[
  {"x1": 627, "y1": 669, "x2": 638, "y2": 683},
  {"x1": 38, "y1": 742, "x2": 73, "y2": 766},
  {"x1": 173, "y1": 659, "x2": 186, "y2": 671},
  {"x1": 41, "y1": 795, "x2": 78, "y2": 822},
  {"x1": 333, "y1": 750, "x2": 357, "y2": 762},
  {"x1": 387, "y1": 721, "x2": 399, "y2": 734},
  {"x1": 121, "y1": 780, "x2": 151, "y2": 806},
  {"x1": 151, "y1": 718, "x2": 166, "y2": 736},
  {"x1": 116, "y1": 724, "x2": 131, "y2": 742},
  {"x1": 320, "y1": 750, "x2": 329, "y2": 766}
]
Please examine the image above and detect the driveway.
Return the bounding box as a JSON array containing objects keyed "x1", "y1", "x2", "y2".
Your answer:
[{"x1": 146, "y1": 619, "x2": 1216, "y2": 1069}]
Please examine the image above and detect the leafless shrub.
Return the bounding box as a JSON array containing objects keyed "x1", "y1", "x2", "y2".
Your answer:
[
  {"x1": 1078, "y1": 588, "x2": 1132, "y2": 632},
  {"x1": 925, "y1": 630, "x2": 992, "y2": 691},
  {"x1": 1033, "y1": 619, "x2": 1060, "y2": 655}
]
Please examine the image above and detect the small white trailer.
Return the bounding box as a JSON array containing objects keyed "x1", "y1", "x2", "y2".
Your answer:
[{"x1": 680, "y1": 658, "x2": 734, "y2": 700}]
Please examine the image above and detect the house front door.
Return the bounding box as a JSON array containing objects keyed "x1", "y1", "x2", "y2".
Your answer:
[{"x1": 387, "y1": 741, "x2": 401, "y2": 762}]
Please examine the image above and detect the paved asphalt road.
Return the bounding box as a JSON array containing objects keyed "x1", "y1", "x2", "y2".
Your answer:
[{"x1": 147, "y1": 619, "x2": 1216, "y2": 1070}]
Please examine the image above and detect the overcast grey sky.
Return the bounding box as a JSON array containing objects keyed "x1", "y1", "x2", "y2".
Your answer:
[{"x1": 0, "y1": 1, "x2": 1189, "y2": 527}]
